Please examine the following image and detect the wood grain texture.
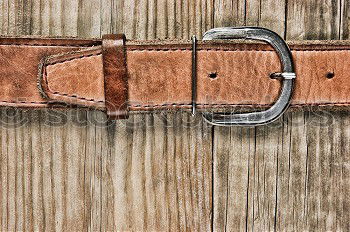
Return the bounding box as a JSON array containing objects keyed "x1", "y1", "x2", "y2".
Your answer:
[{"x1": 0, "y1": 0, "x2": 350, "y2": 231}]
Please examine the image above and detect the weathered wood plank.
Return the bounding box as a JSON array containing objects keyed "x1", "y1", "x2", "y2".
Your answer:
[
  {"x1": 276, "y1": 112, "x2": 309, "y2": 231},
  {"x1": 213, "y1": 0, "x2": 245, "y2": 28},
  {"x1": 340, "y1": 113, "x2": 350, "y2": 230},
  {"x1": 246, "y1": 0, "x2": 286, "y2": 37},
  {"x1": 286, "y1": 0, "x2": 340, "y2": 40},
  {"x1": 341, "y1": 0, "x2": 350, "y2": 39},
  {"x1": 107, "y1": 114, "x2": 212, "y2": 231}
]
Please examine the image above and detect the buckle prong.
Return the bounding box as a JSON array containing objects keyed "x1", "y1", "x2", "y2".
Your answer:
[
  {"x1": 270, "y1": 72, "x2": 296, "y2": 80},
  {"x1": 201, "y1": 27, "x2": 296, "y2": 126}
]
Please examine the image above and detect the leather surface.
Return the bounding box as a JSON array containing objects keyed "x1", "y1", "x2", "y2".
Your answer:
[
  {"x1": 102, "y1": 34, "x2": 128, "y2": 119},
  {"x1": 0, "y1": 38, "x2": 99, "y2": 107},
  {"x1": 1, "y1": 37, "x2": 350, "y2": 113}
]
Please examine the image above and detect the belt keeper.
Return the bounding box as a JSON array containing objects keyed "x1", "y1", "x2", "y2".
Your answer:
[{"x1": 102, "y1": 34, "x2": 129, "y2": 120}]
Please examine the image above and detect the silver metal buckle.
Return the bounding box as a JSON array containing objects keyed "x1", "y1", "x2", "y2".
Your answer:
[{"x1": 201, "y1": 27, "x2": 296, "y2": 126}]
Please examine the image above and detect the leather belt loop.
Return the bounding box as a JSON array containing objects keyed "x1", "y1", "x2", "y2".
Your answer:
[{"x1": 102, "y1": 34, "x2": 129, "y2": 119}]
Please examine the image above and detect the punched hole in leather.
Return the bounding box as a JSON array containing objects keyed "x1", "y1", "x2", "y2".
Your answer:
[{"x1": 102, "y1": 34, "x2": 129, "y2": 119}]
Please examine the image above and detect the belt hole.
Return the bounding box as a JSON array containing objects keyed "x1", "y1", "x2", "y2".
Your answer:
[
  {"x1": 209, "y1": 72, "x2": 218, "y2": 79},
  {"x1": 326, "y1": 72, "x2": 335, "y2": 79}
]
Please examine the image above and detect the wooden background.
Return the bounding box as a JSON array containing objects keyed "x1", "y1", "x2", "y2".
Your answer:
[{"x1": 0, "y1": 0, "x2": 349, "y2": 231}]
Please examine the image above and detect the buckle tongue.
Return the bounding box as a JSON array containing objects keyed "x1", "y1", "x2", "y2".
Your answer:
[{"x1": 201, "y1": 27, "x2": 296, "y2": 126}]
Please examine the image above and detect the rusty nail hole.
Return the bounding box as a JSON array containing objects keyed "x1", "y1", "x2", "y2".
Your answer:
[
  {"x1": 209, "y1": 72, "x2": 218, "y2": 79},
  {"x1": 326, "y1": 72, "x2": 335, "y2": 79}
]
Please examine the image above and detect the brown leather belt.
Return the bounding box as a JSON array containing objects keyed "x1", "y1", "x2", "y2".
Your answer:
[{"x1": 1, "y1": 27, "x2": 350, "y2": 126}]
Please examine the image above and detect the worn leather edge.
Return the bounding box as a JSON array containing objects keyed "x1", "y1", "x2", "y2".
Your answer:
[{"x1": 39, "y1": 47, "x2": 105, "y2": 108}]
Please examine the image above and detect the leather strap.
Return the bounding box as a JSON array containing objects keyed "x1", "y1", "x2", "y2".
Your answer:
[
  {"x1": 1, "y1": 36, "x2": 350, "y2": 115},
  {"x1": 102, "y1": 34, "x2": 128, "y2": 119}
]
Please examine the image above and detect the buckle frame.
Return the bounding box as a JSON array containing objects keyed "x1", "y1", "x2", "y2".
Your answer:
[{"x1": 201, "y1": 27, "x2": 296, "y2": 126}]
